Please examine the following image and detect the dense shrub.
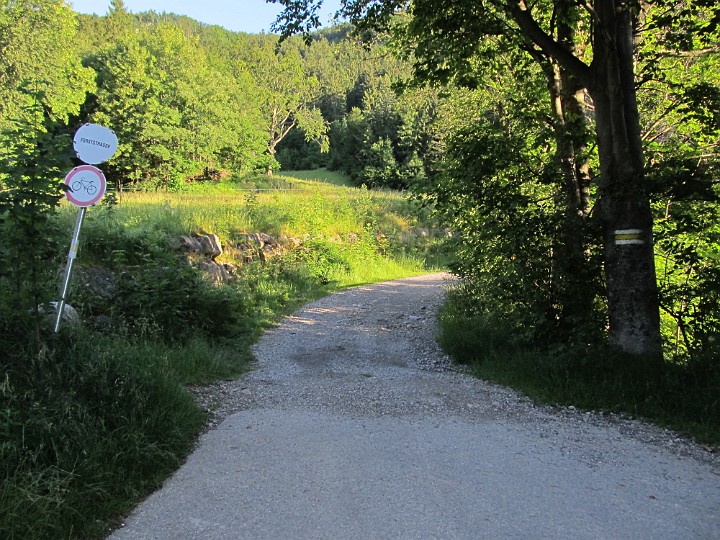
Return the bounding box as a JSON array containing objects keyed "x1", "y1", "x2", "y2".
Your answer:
[
  {"x1": 428, "y1": 112, "x2": 605, "y2": 348},
  {"x1": 111, "y1": 260, "x2": 245, "y2": 342},
  {"x1": 0, "y1": 330, "x2": 206, "y2": 539}
]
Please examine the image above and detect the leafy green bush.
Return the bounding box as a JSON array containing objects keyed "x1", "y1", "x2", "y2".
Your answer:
[
  {"x1": 295, "y1": 237, "x2": 352, "y2": 285},
  {"x1": 0, "y1": 330, "x2": 206, "y2": 539},
  {"x1": 111, "y1": 260, "x2": 244, "y2": 342},
  {"x1": 426, "y1": 105, "x2": 605, "y2": 349},
  {"x1": 0, "y1": 98, "x2": 71, "y2": 354},
  {"x1": 439, "y1": 289, "x2": 720, "y2": 445},
  {"x1": 652, "y1": 177, "x2": 720, "y2": 359}
]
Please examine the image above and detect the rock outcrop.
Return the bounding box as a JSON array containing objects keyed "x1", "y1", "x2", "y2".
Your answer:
[
  {"x1": 229, "y1": 233, "x2": 285, "y2": 264},
  {"x1": 179, "y1": 234, "x2": 223, "y2": 260},
  {"x1": 178, "y1": 232, "x2": 292, "y2": 283}
]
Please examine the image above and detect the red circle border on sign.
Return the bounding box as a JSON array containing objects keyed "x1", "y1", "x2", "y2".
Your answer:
[{"x1": 64, "y1": 165, "x2": 107, "y2": 207}]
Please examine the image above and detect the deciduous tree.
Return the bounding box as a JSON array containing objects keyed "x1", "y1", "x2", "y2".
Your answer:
[
  {"x1": 272, "y1": 0, "x2": 719, "y2": 357},
  {"x1": 0, "y1": 0, "x2": 94, "y2": 147},
  {"x1": 244, "y1": 36, "x2": 329, "y2": 175}
]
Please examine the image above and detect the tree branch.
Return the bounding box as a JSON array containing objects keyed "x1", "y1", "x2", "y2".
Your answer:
[{"x1": 508, "y1": 0, "x2": 592, "y2": 88}]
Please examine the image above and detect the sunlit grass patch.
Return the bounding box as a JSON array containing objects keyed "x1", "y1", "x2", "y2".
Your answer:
[
  {"x1": 278, "y1": 168, "x2": 354, "y2": 187},
  {"x1": 76, "y1": 174, "x2": 418, "y2": 246}
]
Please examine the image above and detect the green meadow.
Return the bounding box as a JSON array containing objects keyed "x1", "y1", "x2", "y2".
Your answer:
[
  {"x1": 1, "y1": 171, "x2": 444, "y2": 539},
  {"x1": 75, "y1": 170, "x2": 438, "y2": 284}
]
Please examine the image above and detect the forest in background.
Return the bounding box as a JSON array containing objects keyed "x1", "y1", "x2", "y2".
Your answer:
[
  {"x1": 21, "y1": 0, "x2": 717, "y2": 364},
  {"x1": 1, "y1": 0, "x2": 719, "y2": 439},
  {"x1": 1, "y1": 0, "x2": 720, "y2": 536},
  {"x1": 1, "y1": 0, "x2": 436, "y2": 191}
]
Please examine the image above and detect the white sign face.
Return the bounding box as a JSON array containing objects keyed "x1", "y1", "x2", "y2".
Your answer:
[
  {"x1": 65, "y1": 165, "x2": 107, "y2": 207},
  {"x1": 73, "y1": 123, "x2": 118, "y2": 165}
]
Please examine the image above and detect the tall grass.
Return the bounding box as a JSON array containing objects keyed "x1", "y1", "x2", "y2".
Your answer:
[
  {"x1": 1, "y1": 172, "x2": 444, "y2": 538},
  {"x1": 438, "y1": 289, "x2": 720, "y2": 445},
  {"x1": 113, "y1": 177, "x2": 409, "y2": 239},
  {"x1": 278, "y1": 168, "x2": 354, "y2": 187},
  {"x1": 0, "y1": 331, "x2": 209, "y2": 539},
  {"x1": 73, "y1": 174, "x2": 437, "y2": 281}
]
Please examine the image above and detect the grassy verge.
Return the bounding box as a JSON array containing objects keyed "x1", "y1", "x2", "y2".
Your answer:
[
  {"x1": 278, "y1": 168, "x2": 355, "y2": 187},
  {"x1": 438, "y1": 289, "x2": 720, "y2": 446},
  {"x1": 1, "y1": 172, "x2": 445, "y2": 538},
  {"x1": 1, "y1": 332, "x2": 208, "y2": 539}
]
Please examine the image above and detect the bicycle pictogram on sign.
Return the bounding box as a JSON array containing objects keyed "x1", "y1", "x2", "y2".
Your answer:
[
  {"x1": 64, "y1": 165, "x2": 106, "y2": 207},
  {"x1": 72, "y1": 176, "x2": 98, "y2": 196}
]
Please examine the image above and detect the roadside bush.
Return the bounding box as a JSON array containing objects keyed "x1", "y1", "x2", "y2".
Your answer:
[
  {"x1": 437, "y1": 287, "x2": 513, "y2": 362},
  {"x1": 427, "y1": 112, "x2": 605, "y2": 349},
  {"x1": 439, "y1": 289, "x2": 720, "y2": 444},
  {"x1": 0, "y1": 330, "x2": 206, "y2": 539},
  {"x1": 0, "y1": 109, "x2": 70, "y2": 355},
  {"x1": 296, "y1": 237, "x2": 352, "y2": 285},
  {"x1": 111, "y1": 260, "x2": 245, "y2": 342}
]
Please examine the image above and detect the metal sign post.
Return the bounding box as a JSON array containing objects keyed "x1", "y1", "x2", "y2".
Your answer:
[
  {"x1": 54, "y1": 207, "x2": 87, "y2": 332},
  {"x1": 54, "y1": 124, "x2": 117, "y2": 332}
]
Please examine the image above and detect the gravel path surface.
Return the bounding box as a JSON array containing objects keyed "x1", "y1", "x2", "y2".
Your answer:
[{"x1": 111, "y1": 273, "x2": 720, "y2": 539}]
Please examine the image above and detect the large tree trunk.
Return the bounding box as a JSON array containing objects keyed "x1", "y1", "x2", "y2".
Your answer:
[
  {"x1": 589, "y1": 0, "x2": 662, "y2": 357},
  {"x1": 511, "y1": 0, "x2": 663, "y2": 356},
  {"x1": 267, "y1": 140, "x2": 276, "y2": 176}
]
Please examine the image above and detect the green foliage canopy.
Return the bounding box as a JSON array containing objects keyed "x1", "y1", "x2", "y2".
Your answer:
[
  {"x1": 84, "y1": 11, "x2": 267, "y2": 188},
  {"x1": 272, "y1": 0, "x2": 720, "y2": 358},
  {"x1": 0, "y1": 0, "x2": 94, "y2": 147}
]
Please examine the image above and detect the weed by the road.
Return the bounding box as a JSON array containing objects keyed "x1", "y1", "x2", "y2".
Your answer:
[{"x1": 438, "y1": 289, "x2": 720, "y2": 446}]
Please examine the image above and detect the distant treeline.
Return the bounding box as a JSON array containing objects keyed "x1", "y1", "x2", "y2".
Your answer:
[{"x1": 1, "y1": 0, "x2": 438, "y2": 190}]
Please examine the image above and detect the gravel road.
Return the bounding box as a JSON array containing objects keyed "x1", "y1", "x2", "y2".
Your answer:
[{"x1": 111, "y1": 273, "x2": 720, "y2": 539}]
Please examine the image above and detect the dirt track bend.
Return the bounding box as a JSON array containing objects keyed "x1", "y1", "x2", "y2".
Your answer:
[{"x1": 111, "y1": 273, "x2": 720, "y2": 539}]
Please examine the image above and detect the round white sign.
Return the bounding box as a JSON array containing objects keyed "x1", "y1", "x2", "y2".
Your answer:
[
  {"x1": 65, "y1": 165, "x2": 107, "y2": 207},
  {"x1": 73, "y1": 123, "x2": 118, "y2": 165}
]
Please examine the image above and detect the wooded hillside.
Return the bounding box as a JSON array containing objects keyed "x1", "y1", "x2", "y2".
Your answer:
[
  {"x1": 2, "y1": 0, "x2": 719, "y2": 370},
  {"x1": 1, "y1": 1, "x2": 719, "y2": 536},
  {"x1": 1, "y1": 0, "x2": 435, "y2": 191},
  {"x1": 1, "y1": 0, "x2": 718, "y2": 381}
]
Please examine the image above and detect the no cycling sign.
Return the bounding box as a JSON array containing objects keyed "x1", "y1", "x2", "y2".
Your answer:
[
  {"x1": 55, "y1": 123, "x2": 117, "y2": 332},
  {"x1": 64, "y1": 165, "x2": 107, "y2": 207},
  {"x1": 65, "y1": 123, "x2": 116, "y2": 208}
]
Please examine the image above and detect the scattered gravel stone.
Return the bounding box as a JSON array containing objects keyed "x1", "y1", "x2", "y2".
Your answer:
[
  {"x1": 115, "y1": 273, "x2": 720, "y2": 540},
  {"x1": 189, "y1": 273, "x2": 719, "y2": 467}
]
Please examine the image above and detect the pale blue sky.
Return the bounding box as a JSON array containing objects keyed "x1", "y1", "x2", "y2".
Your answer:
[{"x1": 70, "y1": 0, "x2": 343, "y2": 34}]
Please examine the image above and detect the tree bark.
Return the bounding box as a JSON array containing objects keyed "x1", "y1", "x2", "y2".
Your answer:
[
  {"x1": 529, "y1": 43, "x2": 596, "y2": 332},
  {"x1": 588, "y1": 0, "x2": 662, "y2": 356},
  {"x1": 511, "y1": 0, "x2": 663, "y2": 356}
]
